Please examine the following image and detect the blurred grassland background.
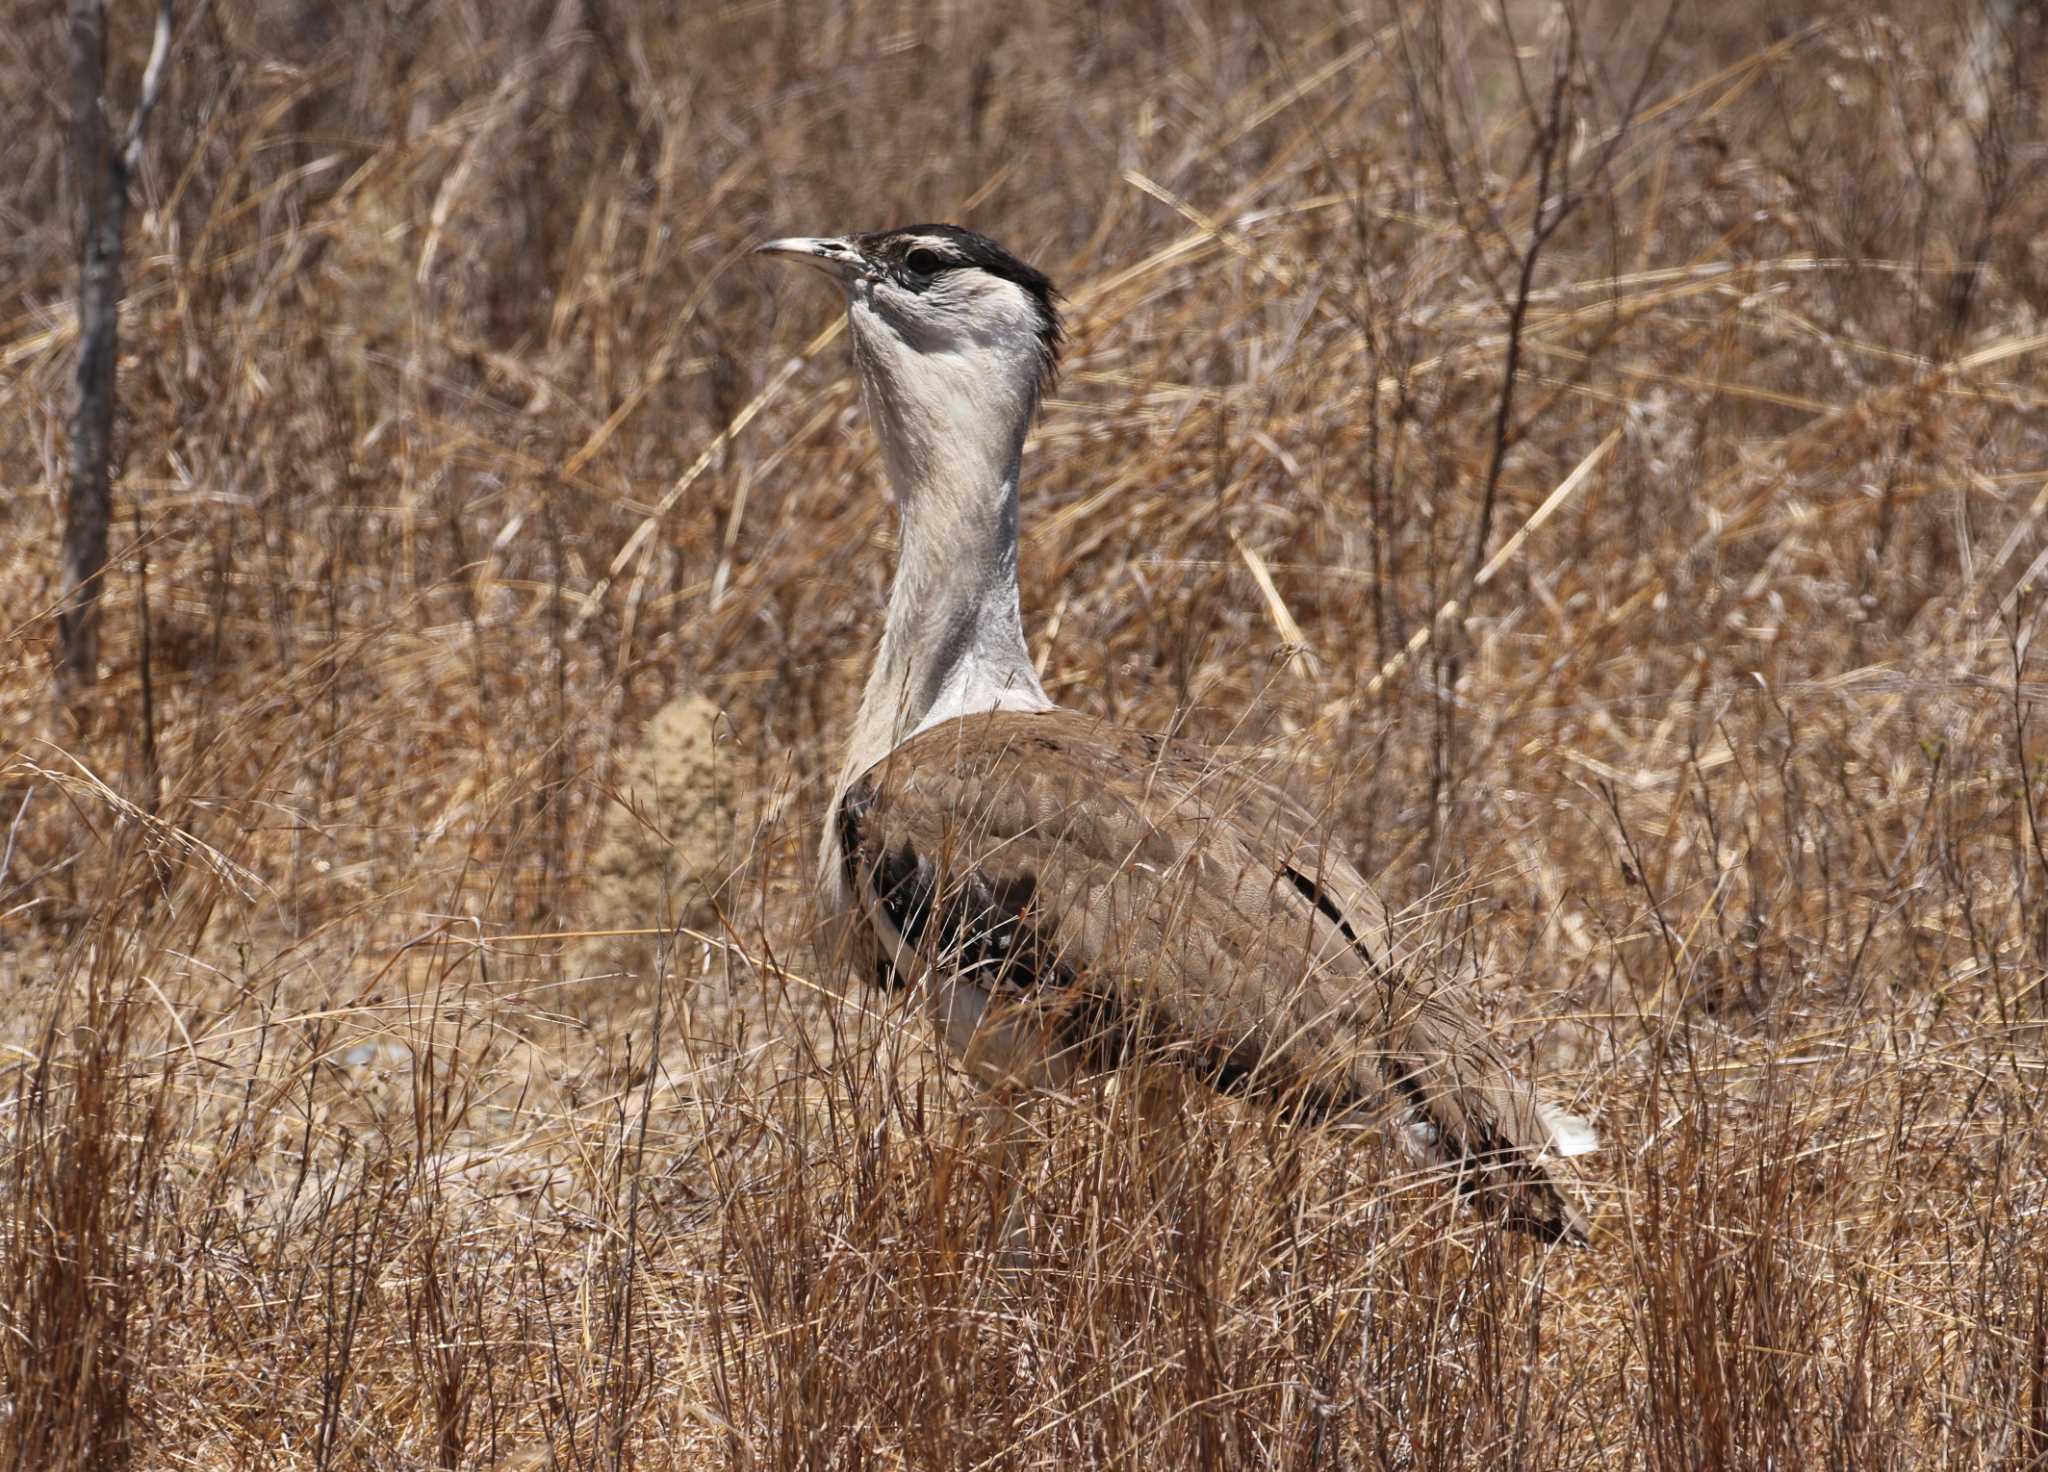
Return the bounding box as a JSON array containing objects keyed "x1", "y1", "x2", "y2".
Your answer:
[{"x1": 2, "y1": 0, "x2": 2047, "y2": 1465}]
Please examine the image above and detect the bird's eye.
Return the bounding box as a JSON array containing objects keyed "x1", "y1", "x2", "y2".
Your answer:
[{"x1": 905, "y1": 248, "x2": 946, "y2": 275}]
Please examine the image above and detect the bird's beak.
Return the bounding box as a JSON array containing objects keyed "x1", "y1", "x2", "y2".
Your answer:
[{"x1": 754, "y1": 235, "x2": 865, "y2": 281}]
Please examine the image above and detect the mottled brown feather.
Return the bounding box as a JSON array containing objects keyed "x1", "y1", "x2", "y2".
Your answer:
[{"x1": 829, "y1": 706, "x2": 1591, "y2": 1241}]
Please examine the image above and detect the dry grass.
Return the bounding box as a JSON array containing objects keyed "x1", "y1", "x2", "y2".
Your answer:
[{"x1": 3, "y1": 0, "x2": 2047, "y2": 1465}]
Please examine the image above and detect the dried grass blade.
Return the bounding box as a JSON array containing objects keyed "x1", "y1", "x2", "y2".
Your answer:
[
  {"x1": 569, "y1": 316, "x2": 843, "y2": 636},
  {"x1": 1364, "y1": 428, "x2": 1619, "y2": 697}
]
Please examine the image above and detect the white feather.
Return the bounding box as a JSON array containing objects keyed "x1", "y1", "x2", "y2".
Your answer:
[{"x1": 1539, "y1": 1101, "x2": 1599, "y2": 1158}]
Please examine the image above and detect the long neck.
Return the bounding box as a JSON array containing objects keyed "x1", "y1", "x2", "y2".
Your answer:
[{"x1": 834, "y1": 346, "x2": 1053, "y2": 800}]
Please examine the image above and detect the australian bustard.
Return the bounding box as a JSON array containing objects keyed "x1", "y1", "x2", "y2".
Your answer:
[{"x1": 758, "y1": 224, "x2": 1595, "y2": 1241}]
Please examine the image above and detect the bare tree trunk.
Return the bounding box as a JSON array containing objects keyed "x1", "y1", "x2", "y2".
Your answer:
[{"x1": 58, "y1": 0, "x2": 172, "y2": 701}]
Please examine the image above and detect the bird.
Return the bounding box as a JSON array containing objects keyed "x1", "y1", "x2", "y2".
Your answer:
[{"x1": 756, "y1": 223, "x2": 1595, "y2": 1241}]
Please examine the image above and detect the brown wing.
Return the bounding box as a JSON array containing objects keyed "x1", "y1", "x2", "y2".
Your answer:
[{"x1": 832, "y1": 707, "x2": 1592, "y2": 1241}]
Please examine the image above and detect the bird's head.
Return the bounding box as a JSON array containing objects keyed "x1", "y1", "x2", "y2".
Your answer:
[{"x1": 757, "y1": 225, "x2": 1063, "y2": 497}]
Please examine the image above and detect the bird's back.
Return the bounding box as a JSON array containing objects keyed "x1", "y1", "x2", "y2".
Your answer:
[{"x1": 822, "y1": 706, "x2": 1593, "y2": 1240}]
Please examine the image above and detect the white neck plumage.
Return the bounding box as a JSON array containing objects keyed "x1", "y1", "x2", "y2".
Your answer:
[{"x1": 833, "y1": 306, "x2": 1055, "y2": 803}]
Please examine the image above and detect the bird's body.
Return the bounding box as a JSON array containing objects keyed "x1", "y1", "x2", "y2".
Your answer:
[{"x1": 759, "y1": 224, "x2": 1593, "y2": 1241}]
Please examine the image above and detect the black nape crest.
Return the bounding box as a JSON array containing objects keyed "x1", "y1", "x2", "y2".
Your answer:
[{"x1": 861, "y1": 223, "x2": 1065, "y2": 390}]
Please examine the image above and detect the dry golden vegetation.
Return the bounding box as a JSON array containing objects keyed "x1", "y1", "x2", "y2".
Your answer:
[{"x1": 4, "y1": 0, "x2": 2048, "y2": 1465}]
